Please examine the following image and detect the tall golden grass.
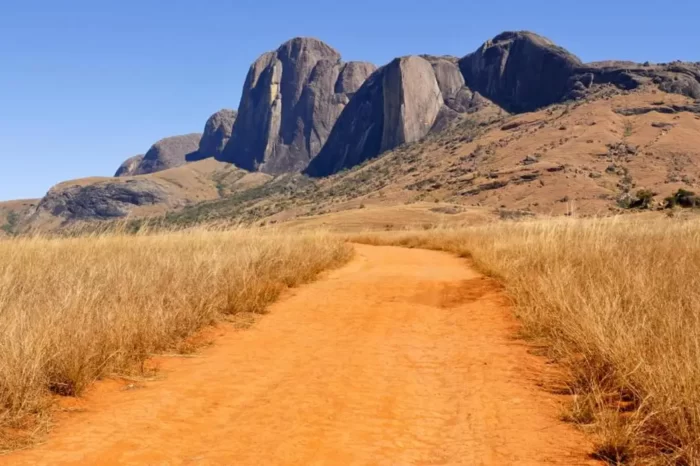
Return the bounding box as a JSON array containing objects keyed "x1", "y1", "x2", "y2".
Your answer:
[
  {"x1": 0, "y1": 227, "x2": 351, "y2": 450},
  {"x1": 353, "y1": 216, "x2": 700, "y2": 465}
]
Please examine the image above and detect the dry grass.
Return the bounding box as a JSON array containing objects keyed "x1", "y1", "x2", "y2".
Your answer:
[
  {"x1": 353, "y1": 216, "x2": 700, "y2": 465},
  {"x1": 0, "y1": 227, "x2": 351, "y2": 451}
]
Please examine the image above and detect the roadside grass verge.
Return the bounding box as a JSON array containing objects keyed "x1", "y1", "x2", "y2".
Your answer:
[
  {"x1": 352, "y1": 217, "x2": 700, "y2": 465},
  {"x1": 0, "y1": 227, "x2": 351, "y2": 451}
]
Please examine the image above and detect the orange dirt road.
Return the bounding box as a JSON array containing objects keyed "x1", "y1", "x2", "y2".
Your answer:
[{"x1": 2, "y1": 245, "x2": 598, "y2": 465}]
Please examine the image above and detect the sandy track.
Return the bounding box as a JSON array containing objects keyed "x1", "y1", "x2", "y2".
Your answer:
[{"x1": 2, "y1": 245, "x2": 597, "y2": 465}]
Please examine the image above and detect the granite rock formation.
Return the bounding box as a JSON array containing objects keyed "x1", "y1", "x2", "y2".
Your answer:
[
  {"x1": 115, "y1": 133, "x2": 202, "y2": 177},
  {"x1": 35, "y1": 180, "x2": 166, "y2": 220},
  {"x1": 114, "y1": 154, "x2": 145, "y2": 177},
  {"x1": 459, "y1": 31, "x2": 583, "y2": 113},
  {"x1": 198, "y1": 109, "x2": 237, "y2": 160},
  {"x1": 306, "y1": 56, "x2": 489, "y2": 176},
  {"x1": 218, "y1": 37, "x2": 376, "y2": 174}
]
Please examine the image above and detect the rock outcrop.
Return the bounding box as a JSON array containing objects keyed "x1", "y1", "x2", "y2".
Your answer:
[
  {"x1": 306, "y1": 56, "x2": 489, "y2": 177},
  {"x1": 335, "y1": 61, "x2": 377, "y2": 94},
  {"x1": 304, "y1": 70, "x2": 385, "y2": 177},
  {"x1": 571, "y1": 61, "x2": 700, "y2": 100},
  {"x1": 114, "y1": 154, "x2": 145, "y2": 177},
  {"x1": 459, "y1": 31, "x2": 583, "y2": 113},
  {"x1": 115, "y1": 133, "x2": 202, "y2": 176},
  {"x1": 35, "y1": 180, "x2": 166, "y2": 220},
  {"x1": 380, "y1": 56, "x2": 443, "y2": 151},
  {"x1": 424, "y1": 56, "x2": 485, "y2": 113},
  {"x1": 198, "y1": 109, "x2": 237, "y2": 159},
  {"x1": 218, "y1": 37, "x2": 376, "y2": 174},
  {"x1": 459, "y1": 31, "x2": 700, "y2": 113}
]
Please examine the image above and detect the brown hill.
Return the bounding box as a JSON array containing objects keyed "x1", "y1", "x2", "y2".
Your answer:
[
  {"x1": 297, "y1": 87, "x2": 700, "y2": 219},
  {"x1": 135, "y1": 86, "x2": 699, "y2": 230},
  {"x1": 25, "y1": 159, "x2": 271, "y2": 231}
]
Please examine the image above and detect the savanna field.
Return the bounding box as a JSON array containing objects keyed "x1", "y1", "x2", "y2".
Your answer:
[
  {"x1": 0, "y1": 228, "x2": 352, "y2": 451},
  {"x1": 1, "y1": 215, "x2": 700, "y2": 464},
  {"x1": 353, "y1": 216, "x2": 700, "y2": 465}
]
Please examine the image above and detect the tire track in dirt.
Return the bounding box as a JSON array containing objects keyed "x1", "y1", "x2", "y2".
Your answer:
[{"x1": 1, "y1": 245, "x2": 598, "y2": 465}]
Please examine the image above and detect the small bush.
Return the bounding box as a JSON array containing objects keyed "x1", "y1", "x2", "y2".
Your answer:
[
  {"x1": 633, "y1": 189, "x2": 655, "y2": 209},
  {"x1": 618, "y1": 189, "x2": 655, "y2": 210},
  {"x1": 665, "y1": 189, "x2": 700, "y2": 208}
]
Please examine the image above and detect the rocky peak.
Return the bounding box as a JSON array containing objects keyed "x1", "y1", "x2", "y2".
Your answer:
[
  {"x1": 218, "y1": 37, "x2": 375, "y2": 174},
  {"x1": 459, "y1": 31, "x2": 583, "y2": 113},
  {"x1": 460, "y1": 31, "x2": 700, "y2": 112},
  {"x1": 114, "y1": 154, "x2": 145, "y2": 177},
  {"x1": 134, "y1": 133, "x2": 202, "y2": 175},
  {"x1": 305, "y1": 54, "x2": 489, "y2": 177},
  {"x1": 380, "y1": 56, "x2": 443, "y2": 151},
  {"x1": 198, "y1": 109, "x2": 237, "y2": 159}
]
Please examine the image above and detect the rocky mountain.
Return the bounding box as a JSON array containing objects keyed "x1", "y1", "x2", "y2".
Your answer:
[
  {"x1": 459, "y1": 31, "x2": 583, "y2": 113},
  {"x1": 15, "y1": 30, "x2": 700, "y2": 231},
  {"x1": 198, "y1": 109, "x2": 237, "y2": 160},
  {"x1": 304, "y1": 55, "x2": 495, "y2": 176},
  {"x1": 112, "y1": 31, "x2": 700, "y2": 182},
  {"x1": 114, "y1": 109, "x2": 236, "y2": 177},
  {"x1": 460, "y1": 31, "x2": 700, "y2": 113},
  {"x1": 218, "y1": 37, "x2": 376, "y2": 174},
  {"x1": 115, "y1": 133, "x2": 202, "y2": 177}
]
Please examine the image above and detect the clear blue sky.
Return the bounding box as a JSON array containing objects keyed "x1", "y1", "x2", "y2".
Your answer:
[{"x1": 1, "y1": 0, "x2": 698, "y2": 201}]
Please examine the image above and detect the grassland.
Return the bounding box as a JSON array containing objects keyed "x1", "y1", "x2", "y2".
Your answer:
[
  {"x1": 0, "y1": 227, "x2": 351, "y2": 450},
  {"x1": 353, "y1": 216, "x2": 700, "y2": 465}
]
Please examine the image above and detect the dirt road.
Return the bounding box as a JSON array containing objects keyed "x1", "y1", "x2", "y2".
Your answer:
[{"x1": 2, "y1": 245, "x2": 596, "y2": 465}]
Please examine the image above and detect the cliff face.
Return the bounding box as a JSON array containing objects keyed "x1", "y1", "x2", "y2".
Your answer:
[
  {"x1": 218, "y1": 37, "x2": 376, "y2": 174},
  {"x1": 198, "y1": 109, "x2": 237, "y2": 160},
  {"x1": 459, "y1": 31, "x2": 583, "y2": 113},
  {"x1": 380, "y1": 56, "x2": 443, "y2": 152},
  {"x1": 305, "y1": 56, "x2": 489, "y2": 177}
]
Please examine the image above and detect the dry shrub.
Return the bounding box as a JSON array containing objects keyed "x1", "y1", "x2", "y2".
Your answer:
[
  {"x1": 0, "y1": 227, "x2": 351, "y2": 450},
  {"x1": 352, "y1": 216, "x2": 700, "y2": 464}
]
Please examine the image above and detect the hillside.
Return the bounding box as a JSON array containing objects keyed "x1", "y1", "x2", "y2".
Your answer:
[
  {"x1": 23, "y1": 159, "x2": 271, "y2": 231},
  {"x1": 0, "y1": 199, "x2": 39, "y2": 237},
  {"x1": 132, "y1": 87, "x2": 700, "y2": 230}
]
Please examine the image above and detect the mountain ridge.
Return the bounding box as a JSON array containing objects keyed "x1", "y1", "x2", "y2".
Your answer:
[{"x1": 5, "y1": 30, "x2": 699, "y2": 231}]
